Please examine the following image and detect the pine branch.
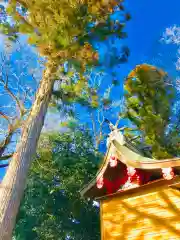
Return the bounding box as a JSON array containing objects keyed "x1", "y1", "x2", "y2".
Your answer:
[{"x1": 0, "y1": 154, "x2": 13, "y2": 161}]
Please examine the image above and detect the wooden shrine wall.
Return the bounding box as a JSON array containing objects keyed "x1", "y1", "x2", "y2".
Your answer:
[{"x1": 100, "y1": 185, "x2": 180, "y2": 240}]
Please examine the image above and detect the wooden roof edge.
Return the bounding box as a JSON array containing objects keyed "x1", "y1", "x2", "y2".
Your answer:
[
  {"x1": 116, "y1": 150, "x2": 180, "y2": 170},
  {"x1": 113, "y1": 140, "x2": 180, "y2": 169},
  {"x1": 80, "y1": 132, "x2": 180, "y2": 198},
  {"x1": 80, "y1": 143, "x2": 113, "y2": 197},
  {"x1": 95, "y1": 175, "x2": 180, "y2": 202}
]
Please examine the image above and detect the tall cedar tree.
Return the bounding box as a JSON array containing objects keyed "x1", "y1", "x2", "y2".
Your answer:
[{"x1": 0, "y1": 0, "x2": 130, "y2": 239}]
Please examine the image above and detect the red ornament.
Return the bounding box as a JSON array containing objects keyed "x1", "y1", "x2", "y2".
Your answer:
[
  {"x1": 120, "y1": 166, "x2": 141, "y2": 191},
  {"x1": 96, "y1": 175, "x2": 104, "y2": 189},
  {"x1": 137, "y1": 175, "x2": 140, "y2": 185},
  {"x1": 127, "y1": 166, "x2": 136, "y2": 177},
  {"x1": 109, "y1": 155, "x2": 118, "y2": 167},
  {"x1": 162, "y1": 167, "x2": 174, "y2": 180}
]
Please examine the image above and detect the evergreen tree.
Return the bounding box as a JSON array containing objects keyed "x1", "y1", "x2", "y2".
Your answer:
[{"x1": 124, "y1": 64, "x2": 179, "y2": 159}]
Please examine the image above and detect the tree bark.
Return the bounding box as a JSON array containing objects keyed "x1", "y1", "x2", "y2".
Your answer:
[{"x1": 0, "y1": 60, "x2": 58, "y2": 240}]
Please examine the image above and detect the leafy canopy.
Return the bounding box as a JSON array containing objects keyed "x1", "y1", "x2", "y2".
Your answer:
[
  {"x1": 124, "y1": 64, "x2": 178, "y2": 159},
  {"x1": 6, "y1": 0, "x2": 130, "y2": 68},
  {"x1": 4, "y1": 0, "x2": 130, "y2": 109}
]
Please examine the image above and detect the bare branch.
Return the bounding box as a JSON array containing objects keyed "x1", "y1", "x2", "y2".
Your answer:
[
  {"x1": 21, "y1": 87, "x2": 30, "y2": 104},
  {"x1": 0, "y1": 75, "x2": 26, "y2": 117},
  {"x1": 95, "y1": 107, "x2": 106, "y2": 149},
  {"x1": 90, "y1": 111, "x2": 97, "y2": 144},
  {"x1": 97, "y1": 109, "x2": 102, "y2": 126},
  {"x1": 0, "y1": 49, "x2": 34, "y2": 162},
  {"x1": 0, "y1": 111, "x2": 11, "y2": 125}
]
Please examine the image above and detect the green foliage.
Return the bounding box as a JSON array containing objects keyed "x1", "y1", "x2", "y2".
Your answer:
[
  {"x1": 124, "y1": 64, "x2": 179, "y2": 159},
  {"x1": 3, "y1": 1, "x2": 131, "y2": 133},
  {"x1": 14, "y1": 129, "x2": 101, "y2": 240},
  {"x1": 60, "y1": 118, "x2": 78, "y2": 130},
  {"x1": 6, "y1": 0, "x2": 130, "y2": 69},
  {"x1": 52, "y1": 70, "x2": 106, "y2": 110},
  {"x1": 0, "y1": 3, "x2": 18, "y2": 41}
]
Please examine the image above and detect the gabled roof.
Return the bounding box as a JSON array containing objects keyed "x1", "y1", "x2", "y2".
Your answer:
[
  {"x1": 80, "y1": 127, "x2": 180, "y2": 199},
  {"x1": 113, "y1": 139, "x2": 180, "y2": 169},
  {"x1": 80, "y1": 142, "x2": 114, "y2": 198}
]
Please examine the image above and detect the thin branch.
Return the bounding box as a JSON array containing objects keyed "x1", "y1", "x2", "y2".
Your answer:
[
  {"x1": 21, "y1": 87, "x2": 30, "y2": 104},
  {"x1": 0, "y1": 154, "x2": 13, "y2": 161},
  {"x1": 95, "y1": 107, "x2": 105, "y2": 148},
  {"x1": 97, "y1": 109, "x2": 102, "y2": 126},
  {"x1": 0, "y1": 75, "x2": 25, "y2": 116},
  {"x1": 0, "y1": 130, "x2": 14, "y2": 157},
  {"x1": 90, "y1": 111, "x2": 97, "y2": 144},
  {"x1": 0, "y1": 111, "x2": 11, "y2": 125}
]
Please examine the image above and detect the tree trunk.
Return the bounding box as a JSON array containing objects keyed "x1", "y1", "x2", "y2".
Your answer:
[{"x1": 0, "y1": 60, "x2": 58, "y2": 240}]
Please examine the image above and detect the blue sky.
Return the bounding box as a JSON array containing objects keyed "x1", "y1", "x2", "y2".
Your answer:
[
  {"x1": 76, "y1": 0, "x2": 180, "y2": 134},
  {"x1": 1, "y1": 0, "x2": 180, "y2": 179},
  {"x1": 122, "y1": 0, "x2": 180, "y2": 77}
]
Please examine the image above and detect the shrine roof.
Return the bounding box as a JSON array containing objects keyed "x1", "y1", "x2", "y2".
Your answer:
[{"x1": 80, "y1": 128, "x2": 180, "y2": 199}]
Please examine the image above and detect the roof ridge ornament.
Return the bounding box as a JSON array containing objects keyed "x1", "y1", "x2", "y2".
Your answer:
[{"x1": 105, "y1": 119, "x2": 126, "y2": 147}]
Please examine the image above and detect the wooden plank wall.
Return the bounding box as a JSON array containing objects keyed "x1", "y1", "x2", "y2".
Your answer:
[{"x1": 101, "y1": 187, "x2": 180, "y2": 240}]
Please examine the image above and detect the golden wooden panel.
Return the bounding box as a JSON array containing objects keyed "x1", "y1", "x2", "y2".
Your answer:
[{"x1": 101, "y1": 187, "x2": 180, "y2": 240}]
